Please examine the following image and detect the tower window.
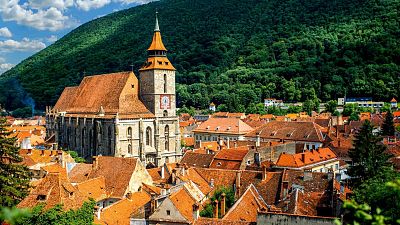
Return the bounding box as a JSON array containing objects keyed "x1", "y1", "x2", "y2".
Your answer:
[
  {"x1": 127, "y1": 127, "x2": 132, "y2": 139},
  {"x1": 163, "y1": 110, "x2": 168, "y2": 117},
  {"x1": 146, "y1": 127, "x2": 152, "y2": 146},
  {"x1": 164, "y1": 74, "x2": 167, "y2": 93},
  {"x1": 128, "y1": 144, "x2": 132, "y2": 154},
  {"x1": 165, "y1": 125, "x2": 169, "y2": 151}
]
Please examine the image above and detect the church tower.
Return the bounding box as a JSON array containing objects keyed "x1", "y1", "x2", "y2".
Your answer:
[{"x1": 139, "y1": 12, "x2": 176, "y2": 117}]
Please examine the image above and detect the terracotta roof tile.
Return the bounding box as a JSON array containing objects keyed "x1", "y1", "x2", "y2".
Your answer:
[
  {"x1": 194, "y1": 218, "x2": 255, "y2": 225},
  {"x1": 170, "y1": 187, "x2": 197, "y2": 223},
  {"x1": 76, "y1": 176, "x2": 108, "y2": 201},
  {"x1": 18, "y1": 173, "x2": 85, "y2": 210},
  {"x1": 245, "y1": 121, "x2": 325, "y2": 143},
  {"x1": 210, "y1": 148, "x2": 249, "y2": 170},
  {"x1": 87, "y1": 156, "x2": 139, "y2": 197},
  {"x1": 54, "y1": 72, "x2": 154, "y2": 118},
  {"x1": 194, "y1": 118, "x2": 254, "y2": 135},
  {"x1": 223, "y1": 185, "x2": 268, "y2": 222},
  {"x1": 184, "y1": 137, "x2": 195, "y2": 147},
  {"x1": 98, "y1": 191, "x2": 151, "y2": 225},
  {"x1": 275, "y1": 148, "x2": 337, "y2": 169},
  {"x1": 68, "y1": 163, "x2": 93, "y2": 183},
  {"x1": 180, "y1": 152, "x2": 215, "y2": 168}
]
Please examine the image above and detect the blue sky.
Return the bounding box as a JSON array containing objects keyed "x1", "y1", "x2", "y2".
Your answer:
[{"x1": 0, "y1": 0, "x2": 153, "y2": 74}]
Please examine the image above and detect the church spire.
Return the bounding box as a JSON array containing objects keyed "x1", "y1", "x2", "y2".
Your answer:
[
  {"x1": 147, "y1": 11, "x2": 167, "y2": 53},
  {"x1": 154, "y1": 11, "x2": 160, "y2": 32}
]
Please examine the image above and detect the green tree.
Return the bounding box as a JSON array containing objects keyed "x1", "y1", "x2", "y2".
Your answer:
[
  {"x1": 302, "y1": 99, "x2": 315, "y2": 116},
  {"x1": 67, "y1": 150, "x2": 86, "y2": 163},
  {"x1": 200, "y1": 187, "x2": 235, "y2": 218},
  {"x1": 381, "y1": 111, "x2": 395, "y2": 136},
  {"x1": 347, "y1": 120, "x2": 391, "y2": 187},
  {"x1": 325, "y1": 100, "x2": 338, "y2": 113},
  {"x1": 0, "y1": 117, "x2": 31, "y2": 207},
  {"x1": 12, "y1": 200, "x2": 96, "y2": 225},
  {"x1": 337, "y1": 178, "x2": 400, "y2": 225}
]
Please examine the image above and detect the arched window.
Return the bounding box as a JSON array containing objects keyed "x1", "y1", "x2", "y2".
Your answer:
[
  {"x1": 127, "y1": 127, "x2": 132, "y2": 139},
  {"x1": 165, "y1": 125, "x2": 169, "y2": 152},
  {"x1": 163, "y1": 110, "x2": 168, "y2": 117},
  {"x1": 164, "y1": 74, "x2": 167, "y2": 93},
  {"x1": 146, "y1": 127, "x2": 152, "y2": 146},
  {"x1": 128, "y1": 144, "x2": 132, "y2": 154}
]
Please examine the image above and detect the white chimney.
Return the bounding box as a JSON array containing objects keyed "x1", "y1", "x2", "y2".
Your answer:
[{"x1": 161, "y1": 166, "x2": 165, "y2": 179}]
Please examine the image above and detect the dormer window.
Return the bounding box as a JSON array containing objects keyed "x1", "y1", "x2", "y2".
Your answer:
[
  {"x1": 206, "y1": 126, "x2": 210, "y2": 130},
  {"x1": 165, "y1": 62, "x2": 169, "y2": 65},
  {"x1": 158, "y1": 61, "x2": 162, "y2": 65},
  {"x1": 270, "y1": 131, "x2": 277, "y2": 136},
  {"x1": 37, "y1": 195, "x2": 46, "y2": 201},
  {"x1": 227, "y1": 126, "x2": 231, "y2": 130},
  {"x1": 216, "y1": 126, "x2": 220, "y2": 131}
]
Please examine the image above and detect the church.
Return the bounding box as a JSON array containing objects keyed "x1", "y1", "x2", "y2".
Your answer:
[{"x1": 46, "y1": 14, "x2": 181, "y2": 167}]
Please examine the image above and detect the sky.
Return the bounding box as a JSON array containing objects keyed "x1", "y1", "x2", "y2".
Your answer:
[{"x1": 0, "y1": 0, "x2": 154, "y2": 75}]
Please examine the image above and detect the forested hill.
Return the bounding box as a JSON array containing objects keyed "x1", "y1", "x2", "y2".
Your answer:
[{"x1": 0, "y1": 0, "x2": 399, "y2": 112}]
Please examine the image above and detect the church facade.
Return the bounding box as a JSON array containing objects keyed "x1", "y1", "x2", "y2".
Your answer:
[{"x1": 46, "y1": 14, "x2": 181, "y2": 167}]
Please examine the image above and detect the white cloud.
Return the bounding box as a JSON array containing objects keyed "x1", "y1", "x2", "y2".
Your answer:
[
  {"x1": 0, "y1": 27, "x2": 12, "y2": 38},
  {"x1": 0, "y1": 57, "x2": 14, "y2": 74},
  {"x1": 28, "y1": 0, "x2": 74, "y2": 10},
  {"x1": 0, "y1": 0, "x2": 76, "y2": 31},
  {"x1": 76, "y1": 0, "x2": 111, "y2": 11},
  {"x1": 47, "y1": 35, "x2": 58, "y2": 42},
  {"x1": 0, "y1": 38, "x2": 46, "y2": 52}
]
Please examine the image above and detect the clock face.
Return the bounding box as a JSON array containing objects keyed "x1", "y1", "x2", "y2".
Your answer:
[{"x1": 160, "y1": 95, "x2": 171, "y2": 109}]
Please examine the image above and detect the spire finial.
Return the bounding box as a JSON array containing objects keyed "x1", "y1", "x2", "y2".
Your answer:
[{"x1": 154, "y1": 10, "x2": 160, "y2": 32}]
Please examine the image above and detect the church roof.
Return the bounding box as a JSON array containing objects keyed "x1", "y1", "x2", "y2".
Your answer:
[
  {"x1": 148, "y1": 30, "x2": 167, "y2": 51},
  {"x1": 139, "y1": 56, "x2": 175, "y2": 71},
  {"x1": 53, "y1": 71, "x2": 154, "y2": 118}
]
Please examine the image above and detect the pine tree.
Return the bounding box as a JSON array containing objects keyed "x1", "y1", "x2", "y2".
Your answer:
[
  {"x1": 347, "y1": 120, "x2": 391, "y2": 188},
  {"x1": 381, "y1": 111, "x2": 395, "y2": 136},
  {"x1": 0, "y1": 117, "x2": 31, "y2": 207}
]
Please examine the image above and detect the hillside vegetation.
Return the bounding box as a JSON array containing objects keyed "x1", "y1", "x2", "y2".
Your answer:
[{"x1": 0, "y1": 0, "x2": 399, "y2": 112}]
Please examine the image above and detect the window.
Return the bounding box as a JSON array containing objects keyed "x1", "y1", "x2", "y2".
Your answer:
[
  {"x1": 163, "y1": 110, "x2": 168, "y2": 117},
  {"x1": 128, "y1": 144, "x2": 132, "y2": 154},
  {"x1": 108, "y1": 127, "x2": 113, "y2": 154},
  {"x1": 127, "y1": 127, "x2": 132, "y2": 138},
  {"x1": 37, "y1": 195, "x2": 46, "y2": 201},
  {"x1": 146, "y1": 127, "x2": 152, "y2": 146},
  {"x1": 335, "y1": 164, "x2": 339, "y2": 170},
  {"x1": 164, "y1": 74, "x2": 167, "y2": 93},
  {"x1": 165, "y1": 125, "x2": 169, "y2": 151},
  {"x1": 166, "y1": 210, "x2": 171, "y2": 216}
]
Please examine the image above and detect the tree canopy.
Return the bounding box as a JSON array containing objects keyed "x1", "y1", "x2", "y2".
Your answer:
[{"x1": 0, "y1": 0, "x2": 399, "y2": 113}]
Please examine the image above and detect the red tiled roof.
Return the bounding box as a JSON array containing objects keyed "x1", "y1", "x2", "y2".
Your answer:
[
  {"x1": 180, "y1": 152, "x2": 215, "y2": 168},
  {"x1": 76, "y1": 176, "x2": 108, "y2": 201},
  {"x1": 245, "y1": 121, "x2": 325, "y2": 143},
  {"x1": 18, "y1": 173, "x2": 85, "y2": 210},
  {"x1": 194, "y1": 118, "x2": 254, "y2": 135},
  {"x1": 210, "y1": 148, "x2": 249, "y2": 170},
  {"x1": 170, "y1": 187, "x2": 197, "y2": 223},
  {"x1": 275, "y1": 148, "x2": 337, "y2": 169},
  {"x1": 87, "y1": 156, "x2": 139, "y2": 197},
  {"x1": 184, "y1": 137, "x2": 195, "y2": 147},
  {"x1": 223, "y1": 184, "x2": 268, "y2": 222},
  {"x1": 53, "y1": 72, "x2": 154, "y2": 118},
  {"x1": 98, "y1": 191, "x2": 151, "y2": 225},
  {"x1": 68, "y1": 163, "x2": 92, "y2": 183}
]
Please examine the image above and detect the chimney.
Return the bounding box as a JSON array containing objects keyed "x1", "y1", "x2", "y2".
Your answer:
[
  {"x1": 262, "y1": 166, "x2": 267, "y2": 181},
  {"x1": 93, "y1": 156, "x2": 99, "y2": 169},
  {"x1": 171, "y1": 169, "x2": 177, "y2": 184},
  {"x1": 301, "y1": 153, "x2": 306, "y2": 163},
  {"x1": 303, "y1": 170, "x2": 312, "y2": 181},
  {"x1": 213, "y1": 200, "x2": 219, "y2": 218},
  {"x1": 256, "y1": 133, "x2": 261, "y2": 147},
  {"x1": 192, "y1": 203, "x2": 200, "y2": 220},
  {"x1": 210, "y1": 178, "x2": 214, "y2": 188},
  {"x1": 235, "y1": 171, "x2": 241, "y2": 197},
  {"x1": 150, "y1": 194, "x2": 157, "y2": 213},
  {"x1": 336, "y1": 126, "x2": 339, "y2": 138},
  {"x1": 254, "y1": 152, "x2": 260, "y2": 166},
  {"x1": 161, "y1": 189, "x2": 167, "y2": 196},
  {"x1": 41, "y1": 149, "x2": 45, "y2": 156},
  {"x1": 327, "y1": 169, "x2": 334, "y2": 180},
  {"x1": 221, "y1": 193, "x2": 226, "y2": 217},
  {"x1": 227, "y1": 138, "x2": 230, "y2": 149},
  {"x1": 161, "y1": 166, "x2": 165, "y2": 179},
  {"x1": 94, "y1": 206, "x2": 101, "y2": 220}
]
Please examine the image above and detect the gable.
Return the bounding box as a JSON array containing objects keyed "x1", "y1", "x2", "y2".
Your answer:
[{"x1": 149, "y1": 198, "x2": 188, "y2": 223}]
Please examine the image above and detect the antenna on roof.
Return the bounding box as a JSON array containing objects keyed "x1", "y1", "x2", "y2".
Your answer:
[{"x1": 154, "y1": 10, "x2": 160, "y2": 32}]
